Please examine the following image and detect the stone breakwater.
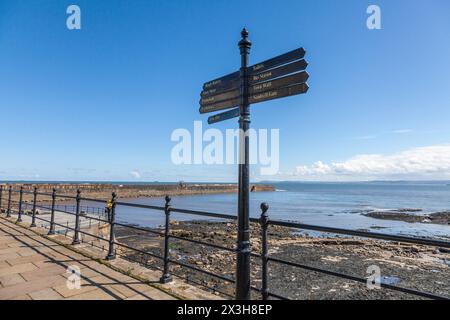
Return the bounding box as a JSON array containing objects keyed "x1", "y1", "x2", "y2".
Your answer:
[{"x1": 0, "y1": 183, "x2": 275, "y2": 203}]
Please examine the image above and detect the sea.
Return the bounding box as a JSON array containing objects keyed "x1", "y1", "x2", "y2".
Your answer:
[
  {"x1": 3, "y1": 180, "x2": 449, "y2": 239},
  {"x1": 109, "y1": 181, "x2": 450, "y2": 240}
]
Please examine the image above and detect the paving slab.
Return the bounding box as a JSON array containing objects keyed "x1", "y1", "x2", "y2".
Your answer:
[
  {"x1": 0, "y1": 217, "x2": 179, "y2": 300},
  {"x1": 0, "y1": 262, "x2": 37, "y2": 277},
  {"x1": 29, "y1": 288, "x2": 64, "y2": 300},
  {"x1": 0, "y1": 273, "x2": 26, "y2": 287}
]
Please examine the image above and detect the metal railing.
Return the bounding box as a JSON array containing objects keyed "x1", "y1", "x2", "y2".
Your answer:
[{"x1": 0, "y1": 184, "x2": 449, "y2": 300}]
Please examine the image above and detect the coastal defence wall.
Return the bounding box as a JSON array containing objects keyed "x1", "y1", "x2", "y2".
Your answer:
[
  {"x1": 0, "y1": 183, "x2": 275, "y2": 202},
  {"x1": 0, "y1": 183, "x2": 274, "y2": 192}
]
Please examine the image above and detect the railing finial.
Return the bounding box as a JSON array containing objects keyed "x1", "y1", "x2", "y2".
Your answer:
[{"x1": 260, "y1": 202, "x2": 269, "y2": 215}]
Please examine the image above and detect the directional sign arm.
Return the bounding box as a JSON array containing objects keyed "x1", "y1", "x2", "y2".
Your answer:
[
  {"x1": 201, "y1": 84, "x2": 239, "y2": 98},
  {"x1": 208, "y1": 108, "x2": 240, "y2": 124},
  {"x1": 250, "y1": 71, "x2": 309, "y2": 94},
  {"x1": 200, "y1": 88, "x2": 240, "y2": 106},
  {"x1": 199, "y1": 97, "x2": 240, "y2": 114},
  {"x1": 202, "y1": 71, "x2": 240, "y2": 90},
  {"x1": 250, "y1": 59, "x2": 308, "y2": 84},
  {"x1": 249, "y1": 47, "x2": 305, "y2": 74},
  {"x1": 249, "y1": 83, "x2": 309, "y2": 104}
]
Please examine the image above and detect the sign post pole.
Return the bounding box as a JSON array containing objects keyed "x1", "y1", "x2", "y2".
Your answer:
[
  {"x1": 236, "y1": 28, "x2": 252, "y2": 300},
  {"x1": 199, "y1": 28, "x2": 309, "y2": 300}
]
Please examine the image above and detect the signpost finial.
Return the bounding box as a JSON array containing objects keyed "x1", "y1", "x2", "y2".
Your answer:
[
  {"x1": 239, "y1": 28, "x2": 251, "y2": 49},
  {"x1": 241, "y1": 28, "x2": 248, "y2": 38}
]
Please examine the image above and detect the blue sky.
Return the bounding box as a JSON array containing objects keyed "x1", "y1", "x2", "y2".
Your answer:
[{"x1": 1, "y1": 0, "x2": 449, "y2": 182}]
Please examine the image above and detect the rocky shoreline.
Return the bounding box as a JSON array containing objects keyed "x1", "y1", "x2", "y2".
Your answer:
[{"x1": 114, "y1": 220, "x2": 450, "y2": 300}]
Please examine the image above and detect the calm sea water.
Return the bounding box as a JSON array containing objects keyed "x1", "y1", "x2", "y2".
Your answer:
[{"x1": 101, "y1": 181, "x2": 450, "y2": 240}]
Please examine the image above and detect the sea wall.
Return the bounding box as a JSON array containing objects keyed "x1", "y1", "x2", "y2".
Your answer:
[{"x1": 0, "y1": 183, "x2": 275, "y2": 202}]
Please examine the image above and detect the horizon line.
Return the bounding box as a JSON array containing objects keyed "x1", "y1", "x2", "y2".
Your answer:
[{"x1": 1, "y1": 179, "x2": 449, "y2": 184}]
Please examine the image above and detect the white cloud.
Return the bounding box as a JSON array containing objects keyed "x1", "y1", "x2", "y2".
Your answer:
[
  {"x1": 291, "y1": 144, "x2": 450, "y2": 181},
  {"x1": 129, "y1": 170, "x2": 142, "y2": 179},
  {"x1": 355, "y1": 135, "x2": 377, "y2": 140},
  {"x1": 392, "y1": 129, "x2": 413, "y2": 134},
  {"x1": 354, "y1": 129, "x2": 414, "y2": 141}
]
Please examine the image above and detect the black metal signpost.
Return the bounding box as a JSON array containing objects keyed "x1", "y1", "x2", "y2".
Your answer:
[{"x1": 199, "y1": 29, "x2": 309, "y2": 300}]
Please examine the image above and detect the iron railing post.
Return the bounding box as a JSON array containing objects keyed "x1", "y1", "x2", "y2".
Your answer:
[
  {"x1": 30, "y1": 187, "x2": 38, "y2": 227},
  {"x1": 17, "y1": 186, "x2": 23, "y2": 223},
  {"x1": 259, "y1": 203, "x2": 269, "y2": 300},
  {"x1": 160, "y1": 195, "x2": 173, "y2": 283},
  {"x1": 72, "y1": 189, "x2": 81, "y2": 245},
  {"x1": 236, "y1": 27, "x2": 252, "y2": 300},
  {"x1": 0, "y1": 185, "x2": 3, "y2": 213},
  {"x1": 106, "y1": 192, "x2": 117, "y2": 260},
  {"x1": 48, "y1": 188, "x2": 57, "y2": 235},
  {"x1": 6, "y1": 186, "x2": 12, "y2": 218}
]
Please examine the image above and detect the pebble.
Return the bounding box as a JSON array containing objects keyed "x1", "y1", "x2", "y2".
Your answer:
[
  {"x1": 438, "y1": 247, "x2": 450, "y2": 254},
  {"x1": 430, "y1": 269, "x2": 440, "y2": 273}
]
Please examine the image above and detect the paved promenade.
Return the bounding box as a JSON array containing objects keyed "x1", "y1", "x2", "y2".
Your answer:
[{"x1": 0, "y1": 218, "x2": 176, "y2": 300}]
